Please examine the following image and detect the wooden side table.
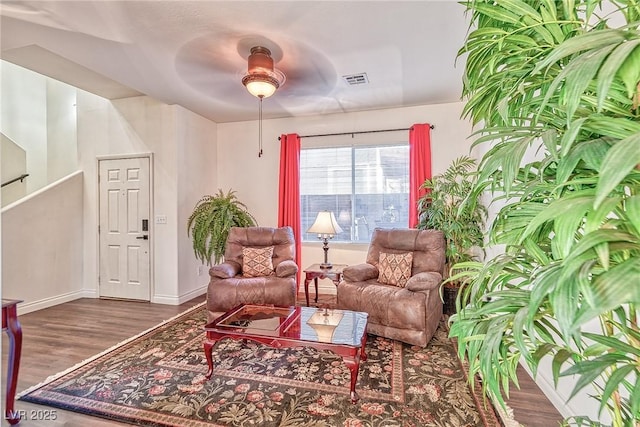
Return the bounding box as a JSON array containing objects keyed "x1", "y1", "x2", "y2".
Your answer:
[
  {"x1": 303, "y1": 264, "x2": 348, "y2": 307},
  {"x1": 2, "y1": 299, "x2": 23, "y2": 425}
]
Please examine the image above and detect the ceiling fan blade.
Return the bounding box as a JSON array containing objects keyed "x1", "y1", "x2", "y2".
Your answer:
[{"x1": 277, "y1": 43, "x2": 337, "y2": 97}]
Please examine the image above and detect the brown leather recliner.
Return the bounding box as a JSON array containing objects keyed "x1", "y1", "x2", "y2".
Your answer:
[
  {"x1": 206, "y1": 226, "x2": 298, "y2": 322},
  {"x1": 336, "y1": 228, "x2": 446, "y2": 347}
]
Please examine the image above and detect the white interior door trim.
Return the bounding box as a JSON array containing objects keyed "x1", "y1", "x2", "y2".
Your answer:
[{"x1": 96, "y1": 153, "x2": 154, "y2": 300}]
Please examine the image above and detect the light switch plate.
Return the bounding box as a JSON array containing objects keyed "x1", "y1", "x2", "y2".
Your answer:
[{"x1": 155, "y1": 215, "x2": 167, "y2": 224}]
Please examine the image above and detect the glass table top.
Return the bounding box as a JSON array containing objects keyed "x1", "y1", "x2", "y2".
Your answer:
[{"x1": 209, "y1": 304, "x2": 368, "y2": 346}]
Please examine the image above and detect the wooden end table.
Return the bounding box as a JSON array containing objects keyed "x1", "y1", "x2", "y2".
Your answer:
[
  {"x1": 303, "y1": 263, "x2": 348, "y2": 307},
  {"x1": 2, "y1": 299, "x2": 23, "y2": 425}
]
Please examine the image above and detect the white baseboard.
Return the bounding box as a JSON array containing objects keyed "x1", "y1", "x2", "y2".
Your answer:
[
  {"x1": 81, "y1": 288, "x2": 99, "y2": 298},
  {"x1": 15, "y1": 286, "x2": 206, "y2": 315},
  {"x1": 17, "y1": 290, "x2": 89, "y2": 315},
  {"x1": 151, "y1": 285, "x2": 207, "y2": 305}
]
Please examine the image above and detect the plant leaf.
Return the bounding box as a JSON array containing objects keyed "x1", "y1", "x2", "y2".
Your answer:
[
  {"x1": 574, "y1": 258, "x2": 640, "y2": 327},
  {"x1": 561, "y1": 354, "x2": 632, "y2": 400},
  {"x1": 583, "y1": 332, "x2": 640, "y2": 357},
  {"x1": 597, "y1": 39, "x2": 640, "y2": 110},
  {"x1": 595, "y1": 133, "x2": 640, "y2": 208},
  {"x1": 626, "y1": 195, "x2": 640, "y2": 235},
  {"x1": 617, "y1": 44, "x2": 640, "y2": 98}
]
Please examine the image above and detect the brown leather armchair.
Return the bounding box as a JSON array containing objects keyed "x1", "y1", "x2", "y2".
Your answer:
[
  {"x1": 336, "y1": 228, "x2": 445, "y2": 347},
  {"x1": 206, "y1": 226, "x2": 298, "y2": 322}
]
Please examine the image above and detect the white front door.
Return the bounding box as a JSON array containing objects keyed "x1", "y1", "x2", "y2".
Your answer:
[{"x1": 98, "y1": 157, "x2": 151, "y2": 301}]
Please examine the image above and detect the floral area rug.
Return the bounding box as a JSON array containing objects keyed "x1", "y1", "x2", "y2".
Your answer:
[{"x1": 20, "y1": 303, "x2": 501, "y2": 427}]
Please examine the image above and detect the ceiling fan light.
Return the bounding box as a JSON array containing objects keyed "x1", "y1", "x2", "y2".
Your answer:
[
  {"x1": 242, "y1": 74, "x2": 279, "y2": 98},
  {"x1": 241, "y1": 46, "x2": 284, "y2": 99}
]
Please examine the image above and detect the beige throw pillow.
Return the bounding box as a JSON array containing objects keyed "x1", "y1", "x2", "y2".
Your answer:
[
  {"x1": 242, "y1": 246, "x2": 275, "y2": 277},
  {"x1": 378, "y1": 252, "x2": 413, "y2": 287}
]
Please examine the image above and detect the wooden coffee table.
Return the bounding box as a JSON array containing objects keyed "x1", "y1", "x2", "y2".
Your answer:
[{"x1": 203, "y1": 304, "x2": 368, "y2": 403}]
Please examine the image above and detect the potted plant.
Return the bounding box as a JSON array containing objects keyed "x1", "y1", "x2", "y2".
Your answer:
[
  {"x1": 449, "y1": 1, "x2": 639, "y2": 425},
  {"x1": 417, "y1": 155, "x2": 487, "y2": 314},
  {"x1": 187, "y1": 189, "x2": 257, "y2": 265}
]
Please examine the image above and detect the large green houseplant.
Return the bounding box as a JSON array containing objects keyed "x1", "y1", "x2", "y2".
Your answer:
[
  {"x1": 187, "y1": 189, "x2": 256, "y2": 265},
  {"x1": 417, "y1": 155, "x2": 487, "y2": 313},
  {"x1": 449, "y1": 1, "x2": 639, "y2": 426}
]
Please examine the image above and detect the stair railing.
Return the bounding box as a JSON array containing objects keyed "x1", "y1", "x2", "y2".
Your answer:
[{"x1": 1, "y1": 174, "x2": 29, "y2": 188}]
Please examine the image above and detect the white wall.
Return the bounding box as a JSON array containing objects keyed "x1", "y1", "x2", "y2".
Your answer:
[
  {"x1": 176, "y1": 107, "x2": 218, "y2": 301},
  {"x1": 217, "y1": 101, "x2": 474, "y2": 293},
  {"x1": 0, "y1": 61, "x2": 48, "y2": 193},
  {"x1": 46, "y1": 79, "x2": 78, "y2": 183},
  {"x1": 2, "y1": 171, "x2": 84, "y2": 313},
  {"x1": 0, "y1": 61, "x2": 79, "y2": 194}
]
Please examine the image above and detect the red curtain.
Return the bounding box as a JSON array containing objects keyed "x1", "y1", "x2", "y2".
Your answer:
[
  {"x1": 409, "y1": 124, "x2": 432, "y2": 228},
  {"x1": 278, "y1": 133, "x2": 302, "y2": 286}
]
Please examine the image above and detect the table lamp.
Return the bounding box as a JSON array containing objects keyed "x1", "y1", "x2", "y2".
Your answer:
[{"x1": 307, "y1": 210, "x2": 343, "y2": 269}]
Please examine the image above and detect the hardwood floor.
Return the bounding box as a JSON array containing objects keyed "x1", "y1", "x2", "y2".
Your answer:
[
  {"x1": 1, "y1": 296, "x2": 206, "y2": 427},
  {"x1": 2, "y1": 294, "x2": 564, "y2": 426}
]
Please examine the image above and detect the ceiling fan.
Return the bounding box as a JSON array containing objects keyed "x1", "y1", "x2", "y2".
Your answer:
[
  {"x1": 174, "y1": 34, "x2": 339, "y2": 155},
  {"x1": 174, "y1": 34, "x2": 338, "y2": 106}
]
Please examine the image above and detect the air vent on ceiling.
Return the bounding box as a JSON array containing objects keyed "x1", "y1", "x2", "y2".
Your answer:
[{"x1": 343, "y1": 73, "x2": 369, "y2": 86}]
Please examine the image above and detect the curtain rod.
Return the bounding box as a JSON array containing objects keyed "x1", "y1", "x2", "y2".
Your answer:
[{"x1": 277, "y1": 124, "x2": 434, "y2": 140}]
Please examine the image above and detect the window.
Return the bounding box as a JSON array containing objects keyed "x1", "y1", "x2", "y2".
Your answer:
[{"x1": 301, "y1": 144, "x2": 409, "y2": 242}]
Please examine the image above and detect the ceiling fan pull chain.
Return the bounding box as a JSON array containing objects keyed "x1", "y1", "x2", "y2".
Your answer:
[{"x1": 258, "y1": 97, "x2": 263, "y2": 158}]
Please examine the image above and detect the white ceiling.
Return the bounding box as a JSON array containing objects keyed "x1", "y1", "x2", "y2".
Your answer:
[{"x1": 0, "y1": 1, "x2": 470, "y2": 123}]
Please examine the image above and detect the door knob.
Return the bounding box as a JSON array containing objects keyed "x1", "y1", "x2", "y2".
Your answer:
[{"x1": 136, "y1": 235, "x2": 149, "y2": 240}]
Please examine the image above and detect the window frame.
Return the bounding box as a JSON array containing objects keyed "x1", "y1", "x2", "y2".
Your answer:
[{"x1": 300, "y1": 140, "x2": 410, "y2": 244}]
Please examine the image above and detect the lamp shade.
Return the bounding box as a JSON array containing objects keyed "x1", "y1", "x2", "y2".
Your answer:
[
  {"x1": 242, "y1": 75, "x2": 278, "y2": 98},
  {"x1": 307, "y1": 211, "x2": 343, "y2": 236}
]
